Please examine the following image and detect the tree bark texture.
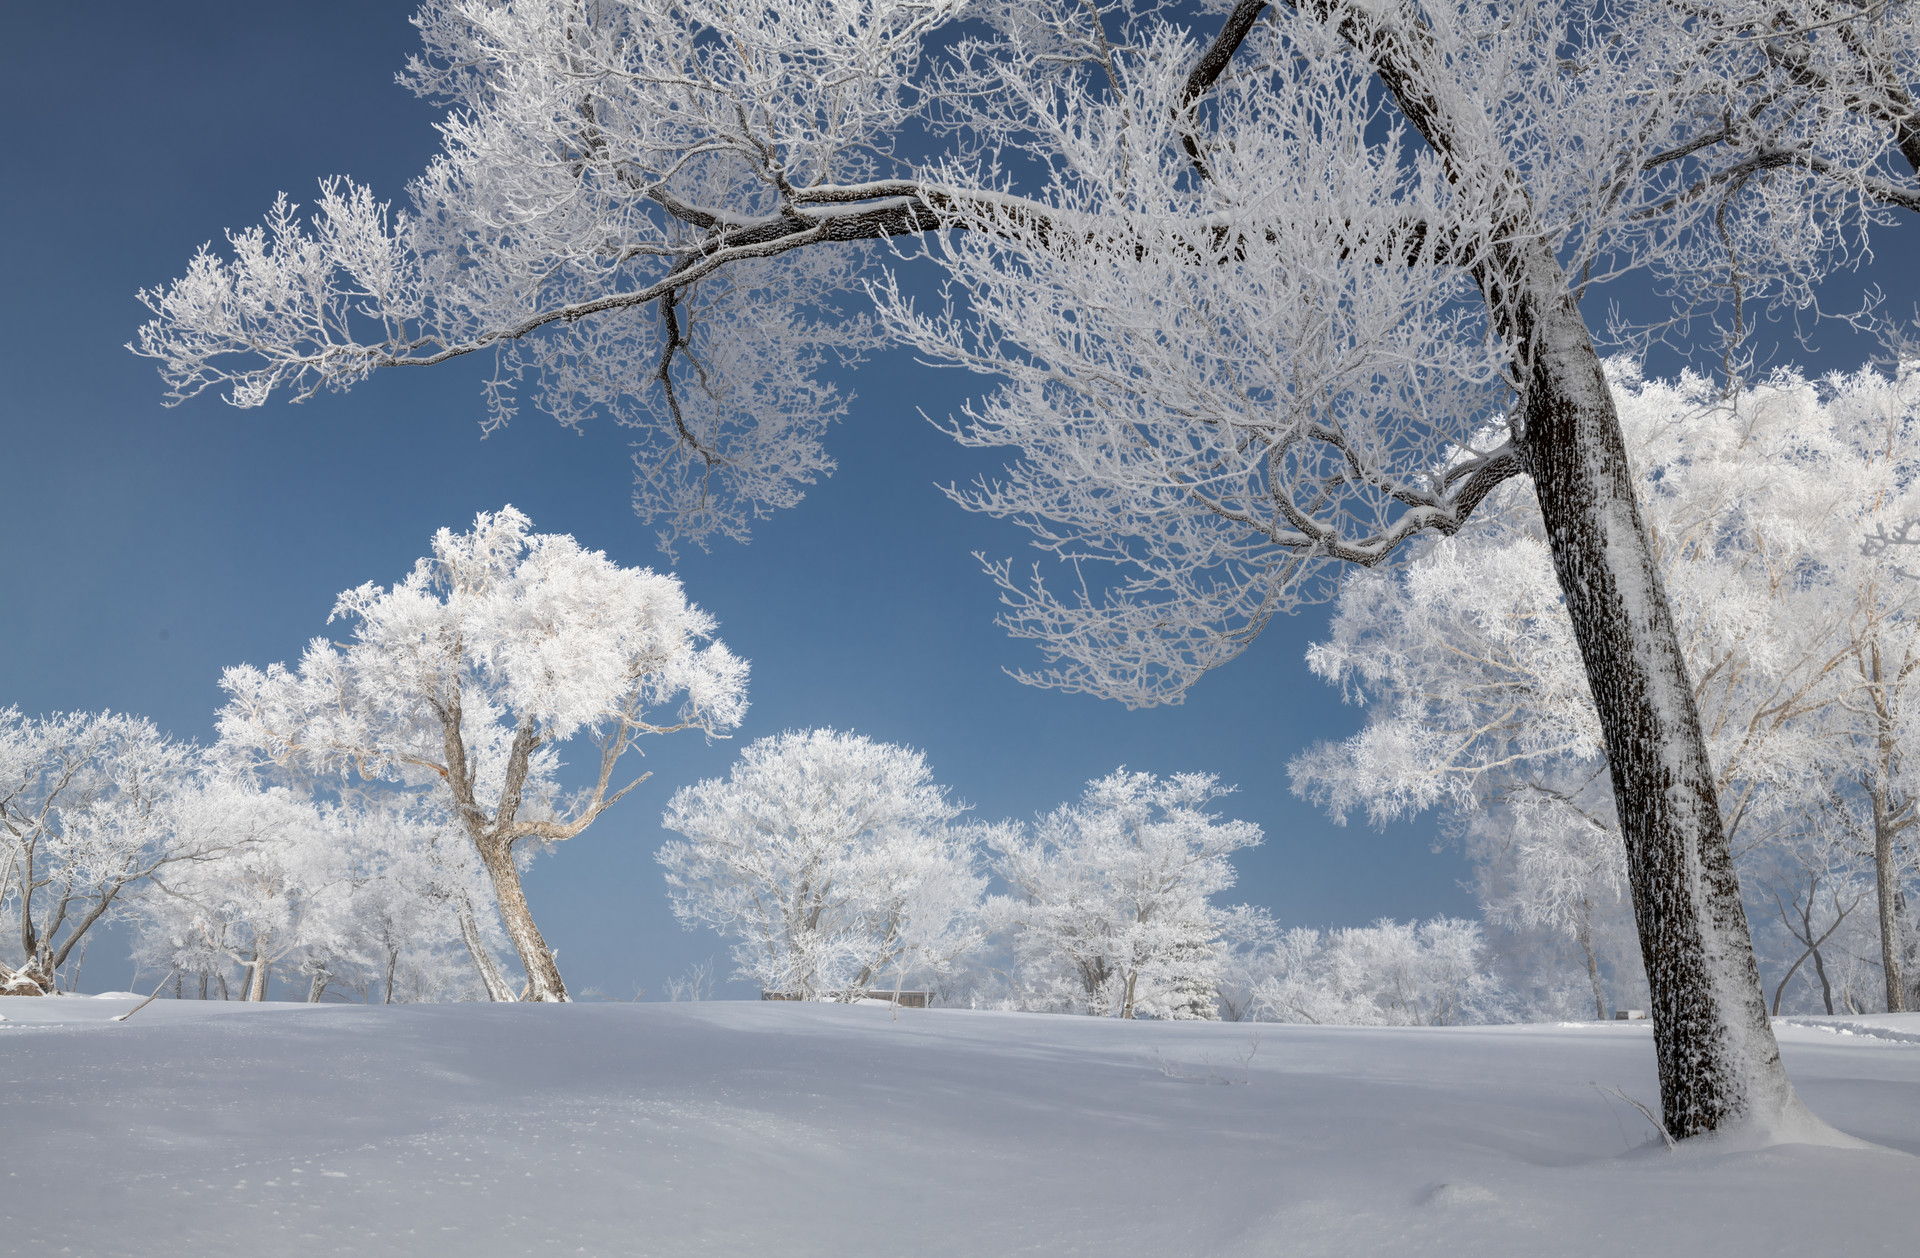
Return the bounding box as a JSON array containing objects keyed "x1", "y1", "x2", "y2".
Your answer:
[
  {"x1": 1870, "y1": 766, "x2": 1908, "y2": 1012},
  {"x1": 457, "y1": 893, "x2": 517, "y2": 1002},
  {"x1": 245, "y1": 947, "x2": 271, "y2": 1002},
  {"x1": 1516, "y1": 280, "x2": 1796, "y2": 1137},
  {"x1": 477, "y1": 840, "x2": 568, "y2": 1002}
]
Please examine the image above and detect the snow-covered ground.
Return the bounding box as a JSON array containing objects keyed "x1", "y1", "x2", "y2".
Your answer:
[{"x1": 2, "y1": 998, "x2": 1915, "y2": 1257}]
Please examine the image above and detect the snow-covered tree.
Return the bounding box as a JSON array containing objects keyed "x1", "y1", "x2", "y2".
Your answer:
[
  {"x1": 1463, "y1": 768, "x2": 1639, "y2": 1022},
  {"x1": 132, "y1": 0, "x2": 1920, "y2": 1135},
  {"x1": 134, "y1": 788, "x2": 509, "y2": 1003},
  {"x1": 214, "y1": 505, "x2": 749, "y2": 1001},
  {"x1": 298, "y1": 799, "x2": 503, "y2": 1004},
  {"x1": 0, "y1": 710, "x2": 204, "y2": 994},
  {"x1": 134, "y1": 779, "x2": 349, "y2": 1001},
  {"x1": 988, "y1": 770, "x2": 1260, "y2": 1020},
  {"x1": 1243, "y1": 917, "x2": 1510, "y2": 1027},
  {"x1": 1827, "y1": 519, "x2": 1920, "y2": 1009},
  {"x1": 658, "y1": 729, "x2": 984, "y2": 999},
  {"x1": 1292, "y1": 363, "x2": 1920, "y2": 1019}
]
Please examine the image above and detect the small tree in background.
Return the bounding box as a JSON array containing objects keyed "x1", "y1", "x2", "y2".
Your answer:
[
  {"x1": 0, "y1": 709, "x2": 203, "y2": 994},
  {"x1": 215, "y1": 506, "x2": 749, "y2": 1001},
  {"x1": 1245, "y1": 918, "x2": 1510, "y2": 1026},
  {"x1": 989, "y1": 771, "x2": 1261, "y2": 1020},
  {"x1": 659, "y1": 729, "x2": 984, "y2": 1000},
  {"x1": 134, "y1": 778, "x2": 345, "y2": 1002}
]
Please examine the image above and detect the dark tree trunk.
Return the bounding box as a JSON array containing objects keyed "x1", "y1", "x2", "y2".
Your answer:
[{"x1": 1515, "y1": 281, "x2": 1797, "y2": 1137}]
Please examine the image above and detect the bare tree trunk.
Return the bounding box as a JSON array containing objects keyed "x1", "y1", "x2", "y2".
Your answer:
[
  {"x1": 1869, "y1": 758, "x2": 1908, "y2": 1012},
  {"x1": 198, "y1": 972, "x2": 208, "y2": 1000},
  {"x1": 1811, "y1": 940, "x2": 1836, "y2": 1015},
  {"x1": 1774, "y1": 947, "x2": 1811, "y2": 1015},
  {"x1": 1899, "y1": 885, "x2": 1920, "y2": 1010},
  {"x1": 457, "y1": 892, "x2": 517, "y2": 1002},
  {"x1": 384, "y1": 947, "x2": 399, "y2": 1005},
  {"x1": 307, "y1": 971, "x2": 329, "y2": 1003},
  {"x1": 477, "y1": 840, "x2": 567, "y2": 1002},
  {"x1": 1575, "y1": 904, "x2": 1608, "y2": 1021},
  {"x1": 1515, "y1": 282, "x2": 1797, "y2": 1138}
]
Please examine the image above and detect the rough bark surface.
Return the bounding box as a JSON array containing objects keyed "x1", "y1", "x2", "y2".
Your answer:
[
  {"x1": 478, "y1": 840, "x2": 567, "y2": 1002},
  {"x1": 1515, "y1": 281, "x2": 1795, "y2": 1137}
]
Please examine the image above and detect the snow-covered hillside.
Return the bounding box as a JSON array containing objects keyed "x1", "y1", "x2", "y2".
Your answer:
[{"x1": 2, "y1": 998, "x2": 1915, "y2": 1257}]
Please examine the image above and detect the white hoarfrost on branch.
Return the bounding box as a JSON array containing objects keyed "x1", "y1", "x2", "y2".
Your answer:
[
  {"x1": 1234, "y1": 917, "x2": 1510, "y2": 1027},
  {"x1": 214, "y1": 505, "x2": 748, "y2": 1001},
  {"x1": 132, "y1": 790, "x2": 502, "y2": 1004},
  {"x1": 0, "y1": 710, "x2": 203, "y2": 995},
  {"x1": 132, "y1": 779, "x2": 344, "y2": 1003},
  {"x1": 987, "y1": 770, "x2": 1261, "y2": 1020},
  {"x1": 658, "y1": 729, "x2": 984, "y2": 1000},
  {"x1": 134, "y1": 0, "x2": 1920, "y2": 1137},
  {"x1": 1292, "y1": 363, "x2": 1920, "y2": 1019}
]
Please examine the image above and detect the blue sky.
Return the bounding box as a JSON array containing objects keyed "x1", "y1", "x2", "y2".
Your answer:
[{"x1": 3, "y1": 3, "x2": 1907, "y2": 999}]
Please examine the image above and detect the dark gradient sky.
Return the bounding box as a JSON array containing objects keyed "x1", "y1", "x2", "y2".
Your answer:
[{"x1": 2, "y1": 3, "x2": 1908, "y2": 999}]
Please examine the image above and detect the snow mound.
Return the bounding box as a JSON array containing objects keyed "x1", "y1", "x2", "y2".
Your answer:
[
  {"x1": 0, "y1": 1001, "x2": 1914, "y2": 1257},
  {"x1": 1780, "y1": 1015, "x2": 1920, "y2": 1047}
]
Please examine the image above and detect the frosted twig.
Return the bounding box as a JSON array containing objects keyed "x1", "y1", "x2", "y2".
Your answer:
[{"x1": 112, "y1": 971, "x2": 176, "y2": 1023}]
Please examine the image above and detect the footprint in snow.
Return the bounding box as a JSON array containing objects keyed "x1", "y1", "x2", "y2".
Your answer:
[{"x1": 1418, "y1": 1181, "x2": 1499, "y2": 1208}]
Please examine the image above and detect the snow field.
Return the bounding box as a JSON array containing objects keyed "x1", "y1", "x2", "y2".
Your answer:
[{"x1": 2, "y1": 999, "x2": 1916, "y2": 1257}]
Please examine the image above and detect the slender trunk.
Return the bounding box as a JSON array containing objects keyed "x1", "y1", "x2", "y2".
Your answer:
[
  {"x1": 384, "y1": 947, "x2": 399, "y2": 1005},
  {"x1": 1773, "y1": 948, "x2": 1811, "y2": 1015},
  {"x1": 173, "y1": 973, "x2": 183, "y2": 1001},
  {"x1": 1869, "y1": 762, "x2": 1908, "y2": 1012},
  {"x1": 456, "y1": 893, "x2": 516, "y2": 1002},
  {"x1": 307, "y1": 971, "x2": 329, "y2": 1004},
  {"x1": 1812, "y1": 942, "x2": 1836, "y2": 1015},
  {"x1": 1899, "y1": 884, "x2": 1920, "y2": 1010},
  {"x1": 217, "y1": 972, "x2": 229, "y2": 1001},
  {"x1": 1515, "y1": 281, "x2": 1796, "y2": 1137},
  {"x1": 476, "y1": 839, "x2": 568, "y2": 1002},
  {"x1": 198, "y1": 972, "x2": 208, "y2": 1000},
  {"x1": 1575, "y1": 901, "x2": 1608, "y2": 1021}
]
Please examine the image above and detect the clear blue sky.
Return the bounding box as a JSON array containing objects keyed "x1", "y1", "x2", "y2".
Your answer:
[{"x1": 2, "y1": 3, "x2": 1905, "y2": 999}]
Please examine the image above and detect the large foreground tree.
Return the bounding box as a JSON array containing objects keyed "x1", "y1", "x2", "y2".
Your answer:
[{"x1": 133, "y1": 0, "x2": 1920, "y2": 1136}]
